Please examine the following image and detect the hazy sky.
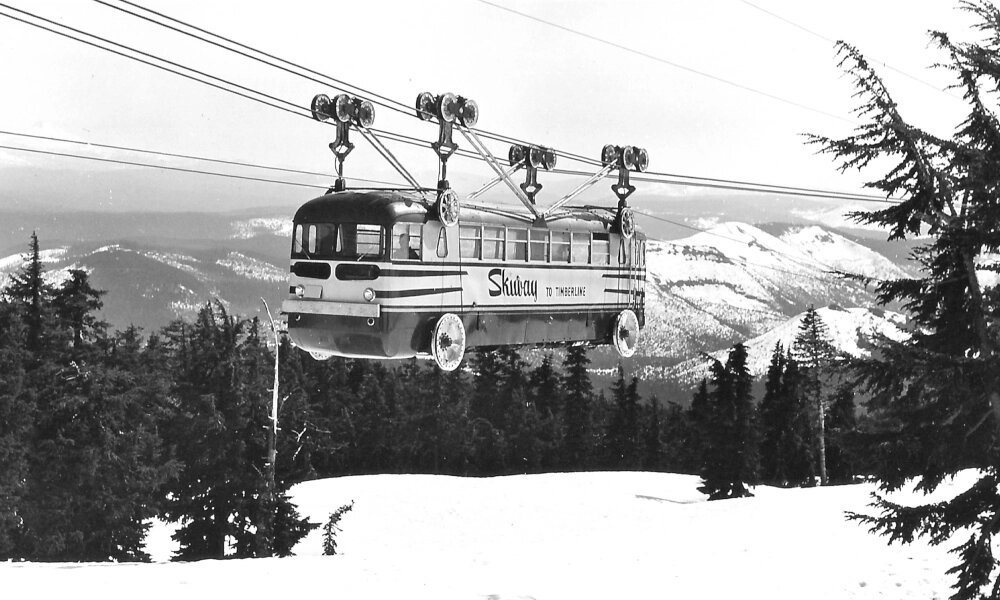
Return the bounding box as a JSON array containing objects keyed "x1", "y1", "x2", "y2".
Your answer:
[{"x1": 0, "y1": 0, "x2": 981, "y2": 212}]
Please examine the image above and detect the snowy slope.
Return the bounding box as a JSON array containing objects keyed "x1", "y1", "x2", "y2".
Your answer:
[
  {"x1": 2, "y1": 471, "x2": 961, "y2": 600},
  {"x1": 779, "y1": 225, "x2": 911, "y2": 281},
  {"x1": 661, "y1": 305, "x2": 908, "y2": 385},
  {"x1": 636, "y1": 222, "x2": 900, "y2": 367}
]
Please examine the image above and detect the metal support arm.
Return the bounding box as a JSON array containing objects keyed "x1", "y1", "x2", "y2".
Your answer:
[
  {"x1": 457, "y1": 125, "x2": 541, "y2": 220},
  {"x1": 541, "y1": 163, "x2": 616, "y2": 218}
]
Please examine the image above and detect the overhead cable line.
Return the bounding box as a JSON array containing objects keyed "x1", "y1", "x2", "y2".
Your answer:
[
  {"x1": 82, "y1": 1, "x2": 889, "y2": 202},
  {"x1": 738, "y1": 0, "x2": 960, "y2": 99},
  {"x1": 553, "y1": 167, "x2": 897, "y2": 204},
  {"x1": 0, "y1": 4, "x2": 311, "y2": 121},
  {"x1": 2, "y1": 3, "x2": 894, "y2": 205},
  {"x1": 0, "y1": 130, "x2": 407, "y2": 188},
  {"x1": 92, "y1": 0, "x2": 592, "y2": 165},
  {"x1": 475, "y1": 0, "x2": 854, "y2": 124},
  {"x1": 0, "y1": 144, "x2": 329, "y2": 189},
  {"x1": 92, "y1": 0, "x2": 418, "y2": 119},
  {"x1": 0, "y1": 130, "x2": 330, "y2": 178}
]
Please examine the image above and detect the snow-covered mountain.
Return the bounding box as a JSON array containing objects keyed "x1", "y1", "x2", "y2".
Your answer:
[
  {"x1": 0, "y1": 238, "x2": 290, "y2": 331},
  {"x1": 658, "y1": 305, "x2": 908, "y2": 385},
  {"x1": 634, "y1": 222, "x2": 906, "y2": 365}
]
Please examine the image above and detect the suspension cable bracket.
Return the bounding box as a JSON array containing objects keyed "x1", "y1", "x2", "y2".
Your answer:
[
  {"x1": 508, "y1": 144, "x2": 557, "y2": 205},
  {"x1": 312, "y1": 93, "x2": 376, "y2": 192},
  {"x1": 604, "y1": 144, "x2": 648, "y2": 238}
]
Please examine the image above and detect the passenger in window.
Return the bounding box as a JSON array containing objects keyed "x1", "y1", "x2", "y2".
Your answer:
[{"x1": 394, "y1": 232, "x2": 410, "y2": 260}]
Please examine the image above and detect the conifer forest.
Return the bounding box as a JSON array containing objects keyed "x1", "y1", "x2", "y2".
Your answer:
[{"x1": 0, "y1": 232, "x2": 875, "y2": 564}]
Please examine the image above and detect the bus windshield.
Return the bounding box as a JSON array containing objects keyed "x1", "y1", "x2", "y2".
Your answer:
[{"x1": 292, "y1": 222, "x2": 385, "y2": 261}]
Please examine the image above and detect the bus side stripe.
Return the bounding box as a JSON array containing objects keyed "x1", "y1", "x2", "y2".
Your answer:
[
  {"x1": 380, "y1": 269, "x2": 468, "y2": 277},
  {"x1": 376, "y1": 287, "x2": 463, "y2": 298}
]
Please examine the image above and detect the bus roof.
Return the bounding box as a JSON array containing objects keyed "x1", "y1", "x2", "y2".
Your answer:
[{"x1": 294, "y1": 190, "x2": 636, "y2": 235}]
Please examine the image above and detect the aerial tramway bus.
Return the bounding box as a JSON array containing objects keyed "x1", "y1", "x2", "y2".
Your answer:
[
  {"x1": 282, "y1": 191, "x2": 646, "y2": 369},
  {"x1": 281, "y1": 91, "x2": 648, "y2": 370}
]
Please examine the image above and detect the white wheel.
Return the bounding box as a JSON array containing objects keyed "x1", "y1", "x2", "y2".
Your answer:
[
  {"x1": 612, "y1": 309, "x2": 639, "y2": 358},
  {"x1": 618, "y1": 207, "x2": 635, "y2": 239},
  {"x1": 431, "y1": 313, "x2": 466, "y2": 371},
  {"x1": 437, "y1": 189, "x2": 460, "y2": 227},
  {"x1": 309, "y1": 350, "x2": 333, "y2": 361}
]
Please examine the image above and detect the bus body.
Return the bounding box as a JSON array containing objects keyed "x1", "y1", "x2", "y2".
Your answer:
[{"x1": 281, "y1": 190, "x2": 646, "y2": 362}]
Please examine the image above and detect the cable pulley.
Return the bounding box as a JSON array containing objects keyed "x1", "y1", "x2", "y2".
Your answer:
[
  {"x1": 312, "y1": 93, "x2": 376, "y2": 191},
  {"x1": 508, "y1": 144, "x2": 557, "y2": 204},
  {"x1": 416, "y1": 91, "x2": 485, "y2": 226}
]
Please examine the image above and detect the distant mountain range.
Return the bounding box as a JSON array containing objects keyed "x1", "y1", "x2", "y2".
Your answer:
[{"x1": 0, "y1": 206, "x2": 921, "y2": 391}]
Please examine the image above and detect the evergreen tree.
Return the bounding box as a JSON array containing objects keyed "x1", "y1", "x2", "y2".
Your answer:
[
  {"x1": 470, "y1": 349, "x2": 508, "y2": 431},
  {"x1": 529, "y1": 354, "x2": 564, "y2": 469},
  {"x1": 642, "y1": 396, "x2": 664, "y2": 471},
  {"x1": 161, "y1": 304, "x2": 313, "y2": 560},
  {"x1": 16, "y1": 271, "x2": 173, "y2": 561},
  {"x1": 698, "y1": 344, "x2": 759, "y2": 500},
  {"x1": 660, "y1": 401, "x2": 692, "y2": 473},
  {"x1": 605, "y1": 366, "x2": 641, "y2": 469},
  {"x1": 792, "y1": 306, "x2": 839, "y2": 485},
  {"x1": 825, "y1": 385, "x2": 859, "y2": 484},
  {"x1": 0, "y1": 301, "x2": 30, "y2": 557},
  {"x1": 685, "y1": 378, "x2": 711, "y2": 472},
  {"x1": 758, "y1": 344, "x2": 813, "y2": 486},
  {"x1": 3, "y1": 232, "x2": 52, "y2": 355},
  {"x1": 810, "y1": 4, "x2": 1000, "y2": 596},
  {"x1": 561, "y1": 345, "x2": 594, "y2": 469}
]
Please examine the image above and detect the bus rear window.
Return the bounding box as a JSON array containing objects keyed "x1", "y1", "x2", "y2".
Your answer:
[{"x1": 292, "y1": 222, "x2": 385, "y2": 261}]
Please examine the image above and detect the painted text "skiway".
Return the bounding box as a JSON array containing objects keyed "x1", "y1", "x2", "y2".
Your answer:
[{"x1": 488, "y1": 268, "x2": 538, "y2": 301}]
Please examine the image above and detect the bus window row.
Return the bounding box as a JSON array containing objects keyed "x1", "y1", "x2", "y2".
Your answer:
[
  {"x1": 458, "y1": 225, "x2": 613, "y2": 265},
  {"x1": 293, "y1": 221, "x2": 643, "y2": 266}
]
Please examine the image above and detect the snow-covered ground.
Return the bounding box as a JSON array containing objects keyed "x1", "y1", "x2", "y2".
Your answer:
[{"x1": 2, "y1": 471, "x2": 961, "y2": 600}]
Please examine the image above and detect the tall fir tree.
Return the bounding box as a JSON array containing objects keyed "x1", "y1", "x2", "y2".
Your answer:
[
  {"x1": 0, "y1": 300, "x2": 30, "y2": 557},
  {"x1": 605, "y1": 366, "x2": 641, "y2": 469},
  {"x1": 561, "y1": 345, "x2": 594, "y2": 470},
  {"x1": 825, "y1": 385, "x2": 859, "y2": 484},
  {"x1": 698, "y1": 344, "x2": 759, "y2": 500},
  {"x1": 529, "y1": 354, "x2": 564, "y2": 470},
  {"x1": 810, "y1": 3, "x2": 1000, "y2": 596},
  {"x1": 791, "y1": 306, "x2": 839, "y2": 485},
  {"x1": 161, "y1": 304, "x2": 312, "y2": 560},
  {"x1": 685, "y1": 378, "x2": 711, "y2": 473},
  {"x1": 15, "y1": 266, "x2": 173, "y2": 561},
  {"x1": 642, "y1": 396, "x2": 664, "y2": 471},
  {"x1": 758, "y1": 344, "x2": 813, "y2": 486},
  {"x1": 4, "y1": 232, "x2": 51, "y2": 355}
]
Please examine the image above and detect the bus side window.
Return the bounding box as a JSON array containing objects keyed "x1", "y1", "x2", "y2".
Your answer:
[
  {"x1": 391, "y1": 223, "x2": 422, "y2": 260},
  {"x1": 592, "y1": 233, "x2": 610, "y2": 265},
  {"x1": 507, "y1": 228, "x2": 528, "y2": 261},
  {"x1": 551, "y1": 231, "x2": 570, "y2": 263},
  {"x1": 460, "y1": 225, "x2": 482, "y2": 260},
  {"x1": 436, "y1": 228, "x2": 449, "y2": 258},
  {"x1": 529, "y1": 229, "x2": 549, "y2": 262},
  {"x1": 483, "y1": 226, "x2": 504, "y2": 260},
  {"x1": 571, "y1": 232, "x2": 589, "y2": 263}
]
